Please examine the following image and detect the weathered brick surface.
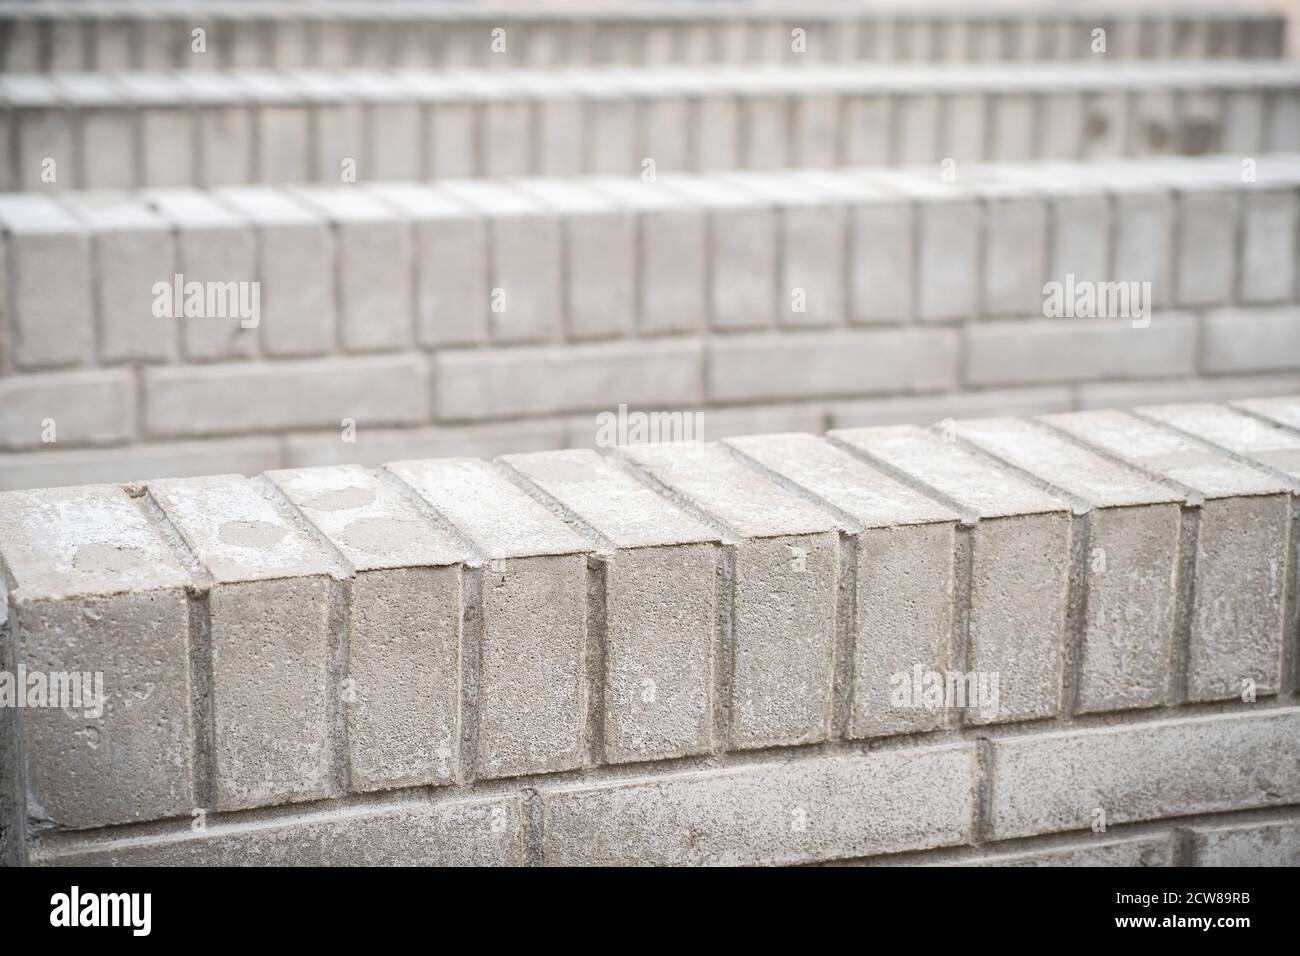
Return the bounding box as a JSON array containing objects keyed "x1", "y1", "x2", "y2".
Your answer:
[{"x1": 2, "y1": 401, "x2": 1298, "y2": 866}]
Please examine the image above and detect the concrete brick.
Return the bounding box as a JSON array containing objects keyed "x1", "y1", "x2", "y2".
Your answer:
[
  {"x1": 1044, "y1": 409, "x2": 1290, "y2": 700},
  {"x1": 967, "y1": 835, "x2": 1173, "y2": 868},
  {"x1": 59, "y1": 191, "x2": 178, "y2": 364},
  {"x1": 385, "y1": 458, "x2": 590, "y2": 778},
  {"x1": 619, "y1": 441, "x2": 838, "y2": 749},
  {"x1": 34, "y1": 794, "x2": 524, "y2": 866},
  {"x1": 0, "y1": 370, "x2": 133, "y2": 451},
  {"x1": 724, "y1": 433, "x2": 960, "y2": 738},
  {"x1": 588, "y1": 176, "x2": 706, "y2": 336},
  {"x1": 116, "y1": 73, "x2": 196, "y2": 189},
  {"x1": 841, "y1": 94, "x2": 891, "y2": 167},
  {"x1": 954, "y1": 416, "x2": 1183, "y2": 712},
  {"x1": 1239, "y1": 188, "x2": 1298, "y2": 304},
  {"x1": 1202, "y1": 307, "x2": 1300, "y2": 374},
  {"x1": 723, "y1": 171, "x2": 846, "y2": 328},
  {"x1": 1137, "y1": 401, "x2": 1300, "y2": 485},
  {"x1": 0, "y1": 194, "x2": 94, "y2": 369},
  {"x1": 54, "y1": 74, "x2": 134, "y2": 191},
  {"x1": 232, "y1": 71, "x2": 310, "y2": 185},
  {"x1": 143, "y1": 188, "x2": 258, "y2": 362},
  {"x1": 215, "y1": 186, "x2": 335, "y2": 358},
  {"x1": 894, "y1": 93, "x2": 940, "y2": 164},
  {"x1": 989, "y1": 708, "x2": 1300, "y2": 839},
  {"x1": 1233, "y1": 395, "x2": 1300, "y2": 432},
  {"x1": 988, "y1": 91, "x2": 1036, "y2": 162},
  {"x1": 435, "y1": 340, "x2": 702, "y2": 422},
  {"x1": 830, "y1": 424, "x2": 1071, "y2": 723},
  {"x1": 1192, "y1": 818, "x2": 1300, "y2": 867},
  {"x1": 517, "y1": 178, "x2": 636, "y2": 342},
  {"x1": 795, "y1": 170, "x2": 913, "y2": 324},
  {"x1": 659, "y1": 174, "x2": 777, "y2": 331},
  {"x1": 709, "y1": 330, "x2": 959, "y2": 403},
  {"x1": 540, "y1": 745, "x2": 975, "y2": 866},
  {"x1": 439, "y1": 180, "x2": 561, "y2": 345},
  {"x1": 365, "y1": 182, "x2": 488, "y2": 348},
  {"x1": 284, "y1": 70, "x2": 364, "y2": 183},
  {"x1": 882, "y1": 173, "x2": 979, "y2": 323},
  {"x1": 266, "y1": 465, "x2": 467, "y2": 791},
  {"x1": 352, "y1": 74, "x2": 423, "y2": 182},
  {"x1": 965, "y1": 316, "x2": 1197, "y2": 387},
  {"x1": 288, "y1": 186, "x2": 413, "y2": 353},
  {"x1": 971, "y1": 179, "x2": 1048, "y2": 317},
  {"x1": 1174, "y1": 184, "x2": 1237, "y2": 308},
  {"x1": 1101, "y1": 168, "x2": 1175, "y2": 308},
  {"x1": 501, "y1": 449, "x2": 720, "y2": 762},
  {"x1": 4, "y1": 76, "x2": 75, "y2": 192},
  {"x1": 738, "y1": 90, "x2": 791, "y2": 171},
  {"x1": 175, "y1": 73, "x2": 253, "y2": 188},
  {"x1": 147, "y1": 473, "x2": 341, "y2": 811},
  {"x1": 0, "y1": 484, "x2": 194, "y2": 828},
  {"x1": 144, "y1": 356, "x2": 428, "y2": 438}
]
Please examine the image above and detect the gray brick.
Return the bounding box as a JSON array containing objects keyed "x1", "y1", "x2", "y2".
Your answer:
[
  {"x1": 540, "y1": 745, "x2": 975, "y2": 866},
  {"x1": 266, "y1": 465, "x2": 468, "y2": 792},
  {"x1": 954, "y1": 416, "x2": 1183, "y2": 712},
  {"x1": 148, "y1": 473, "x2": 341, "y2": 811},
  {"x1": 385, "y1": 457, "x2": 590, "y2": 778},
  {"x1": 145, "y1": 356, "x2": 427, "y2": 438},
  {"x1": 619, "y1": 441, "x2": 839, "y2": 749},
  {"x1": 501, "y1": 449, "x2": 720, "y2": 762},
  {"x1": 709, "y1": 330, "x2": 958, "y2": 403},
  {"x1": 33, "y1": 794, "x2": 524, "y2": 866},
  {"x1": 724, "y1": 433, "x2": 961, "y2": 738},
  {"x1": 831, "y1": 424, "x2": 1071, "y2": 723},
  {"x1": 0, "y1": 484, "x2": 194, "y2": 828},
  {"x1": 989, "y1": 708, "x2": 1300, "y2": 839},
  {"x1": 436, "y1": 340, "x2": 702, "y2": 422},
  {"x1": 1044, "y1": 409, "x2": 1290, "y2": 700}
]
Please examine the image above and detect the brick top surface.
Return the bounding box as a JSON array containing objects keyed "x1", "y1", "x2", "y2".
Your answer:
[
  {"x1": 1043, "y1": 410, "x2": 1289, "y2": 500},
  {"x1": 147, "y1": 473, "x2": 340, "y2": 583},
  {"x1": 0, "y1": 484, "x2": 190, "y2": 600},
  {"x1": 619, "y1": 441, "x2": 839, "y2": 540},
  {"x1": 385, "y1": 457, "x2": 590, "y2": 560},
  {"x1": 830, "y1": 424, "x2": 1069, "y2": 520},
  {"x1": 724, "y1": 433, "x2": 959, "y2": 530},
  {"x1": 955, "y1": 416, "x2": 1183, "y2": 509},
  {"x1": 266, "y1": 465, "x2": 468, "y2": 571},
  {"x1": 501, "y1": 448, "x2": 719, "y2": 551}
]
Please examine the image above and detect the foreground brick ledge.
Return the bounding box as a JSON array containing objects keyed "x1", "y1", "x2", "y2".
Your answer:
[{"x1": 1, "y1": 396, "x2": 1298, "y2": 866}]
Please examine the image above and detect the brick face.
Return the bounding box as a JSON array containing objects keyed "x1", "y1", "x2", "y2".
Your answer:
[{"x1": 2, "y1": 399, "x2": 1299, "y2": 866}]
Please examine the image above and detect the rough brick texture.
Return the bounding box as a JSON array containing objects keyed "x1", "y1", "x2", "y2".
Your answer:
[{"x1": 3, "y1": 400, "x2": 1298, "y2": 866}]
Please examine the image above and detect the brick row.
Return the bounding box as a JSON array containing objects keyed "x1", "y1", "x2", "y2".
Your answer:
[
  {"x1": 0, "y1": 2, "x2": 1281, "y2": 74},
  {"x1": 2, "y1": 399, "x2": 1296, "y2": 845},
  {"x1": 3, "y1": 309, "x2": 1299, "y2": 457},
  {"x1": 25, "y1": 712, "x2": 1300, "y2": 866},
  {"x1": 3, "y1": 61, "x2": 1299, "y2": 190},
  {"x1": 1, "y1": 155, "x2": 1298, "y2": 378}
]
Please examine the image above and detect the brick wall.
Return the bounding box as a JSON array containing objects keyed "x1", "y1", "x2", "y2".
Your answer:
[
  {"x1": 2, "y1": 397, "x2": 1298, "y2": 866},
  {"x1": 0, "y1": 2, "x2": 1283, "y2": 74},
  {"x1": 4, "y1": 154, "x2": 1300, "y2": 492}
]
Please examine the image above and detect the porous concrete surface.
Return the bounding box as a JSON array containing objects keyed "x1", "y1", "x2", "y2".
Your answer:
[{"x1": 2, "y1": 401, "x2": 1299, "y2": 867}]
